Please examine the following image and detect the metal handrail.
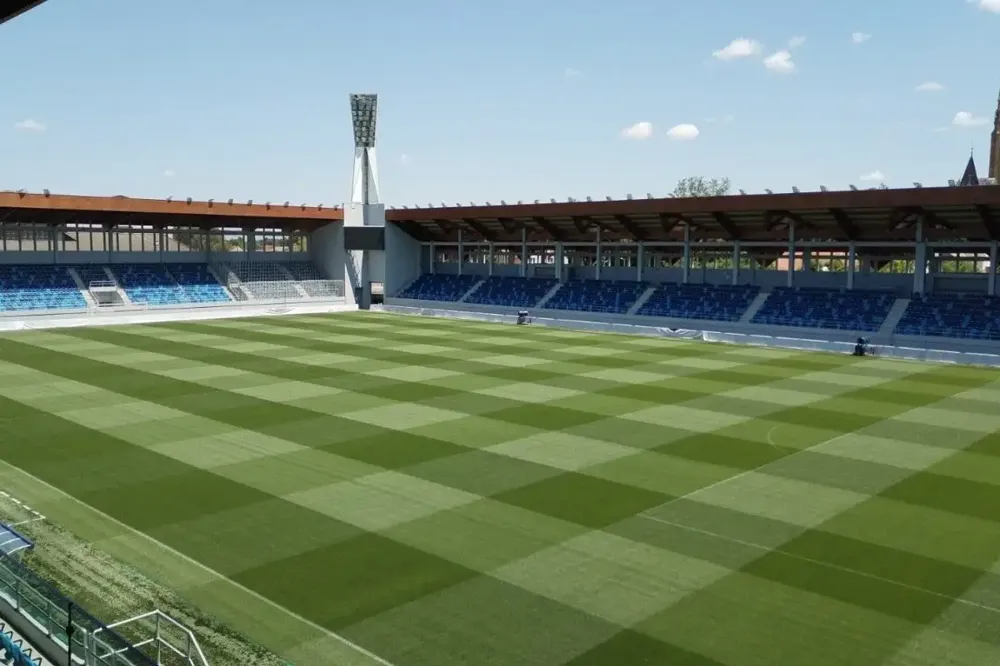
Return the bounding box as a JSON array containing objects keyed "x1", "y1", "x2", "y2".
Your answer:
[{"x1": 96, "y1": 610, "x2": 209, "y2": 666}]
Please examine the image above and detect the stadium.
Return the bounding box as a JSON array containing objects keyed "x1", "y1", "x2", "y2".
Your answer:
[{"x1": 3, "y1": 2, "x2": 1000, "y2": 666}]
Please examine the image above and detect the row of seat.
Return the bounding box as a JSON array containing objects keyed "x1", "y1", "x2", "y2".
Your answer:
[
  {"x1": 0, "y1": 262, "x2": 333, "y2": 312},
  {"x1": 395, "y1": 275, "x2": 1000, "y2": 340}
]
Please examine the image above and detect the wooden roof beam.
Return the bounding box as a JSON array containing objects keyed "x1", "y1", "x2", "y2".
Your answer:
[
  {"x1": 530, "y1": 217, "x2": 564, "y2": 241},
  {"x1": 659, "y1": 213, "x2": 688, "y2": 234},
  {"x1": 829, "y1": 208, "x2": 861, "y2": 240},
  {"x1": 570, "y1": 216, "x2": 593, "y2": 235},
  {"x1": 459, "y1": 218, "x2": 496, "y2": 241},
  {"x1": 711, "y1": 212, "x2": 740, "y2": 240},
  {"x1": 497, "y1": 218, "x2": 522, "y2": 234},
  {"x1": 975, "y1": 205, "x2": 1000, "y2": 241},
  {"x1": 613, "y1": 215, "x2": 647, "y2": 241}
]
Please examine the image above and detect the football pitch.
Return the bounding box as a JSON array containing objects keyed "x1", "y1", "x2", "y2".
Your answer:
[{"x1": 2, "y1": 312, "x2": 1000, "y2": 665}]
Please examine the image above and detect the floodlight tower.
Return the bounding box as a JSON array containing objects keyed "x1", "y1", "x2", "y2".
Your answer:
[{"x1": 342, "y1": 94, "x2": 386, "y2": 310}]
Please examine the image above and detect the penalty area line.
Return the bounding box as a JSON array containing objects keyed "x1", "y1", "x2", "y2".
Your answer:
[{"x1": 0, "y1": 463, "x2": 398, "y2": 666}]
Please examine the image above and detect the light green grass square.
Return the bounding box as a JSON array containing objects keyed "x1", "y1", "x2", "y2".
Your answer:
[
  {"x1": 493, "y1": 530, "x2": 731, "y2": 626},
  {"x1": 214, "y1": 449, "x2": 381, "y2": 496},
  {"x1": 665, "y1": 356, "x2": 744, "y2": 371},
  {"x1": 579, "y1": 368, "x2": 668, "y2": 384},
  {"x1": 622, "y1": 404, "x2": 750, "y2": 432},
  {"x1": 723, "y1": 385, "x2": 825, "y2": 407},
  {"x1": 474, "y1": 382, "x2": 582, "y2": 404},
  {"x1": 487, "y1": 432, "x2": 635, "y2": 471},
  {"x1": 150, "y1": 430, "x2": 305, "y2": 469},
  {"x1": 891, "y1": 407, "x2": 1000, "y2": 433},
  {"x1": 585, "y1": 451, "x2": 739, "y2": 497},
  {"x1": 383, "y1": 498, "x2": 585, "y2": 571},
  {"x1": 281, "y1": 352, "x2": 368, "y2": 367},
  {"x1": 476, "y1": 354, "x2": 559, "y2": 368},
  {"x1": 674, "y1": 471, "x2": 869, "y2": 529},
  {"x1": 814, "y1": 434, "x2": 952, "y2": 471},
  {"x1": 159, "y1": 365, "x2": 250, "y2": 382},
  {"x1": 366, "y1": 365, "x2": 463, "y2": 382},
  {"x1": 410, "y1": 416, "x2": 543, "y2": 448},
  {"x1": 340, "y1": 403, "x2": 467, "y2": 430},
  {"x1": 387, "y1": 342, "x2": 457, "y2": 355},
  {"x1": 287, "y1": 392, "x2": 397, "y2": 416},
  {"x1": 58, "y1": 401, "x2": 186, "y2": 429},
  {"x1": 233, "y1": 380, "x2": 344, "y2": 402},
  {"x1": 284, "y1": 471, "x2": 478, "y2": 531}
]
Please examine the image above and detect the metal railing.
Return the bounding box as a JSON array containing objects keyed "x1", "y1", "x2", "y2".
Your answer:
[
  {"x1": 94, "y1": 611, "x2": 208, "y2": 666},
  {"x1": 0, "y1": 549, "x2": 159, "y2": 665}
]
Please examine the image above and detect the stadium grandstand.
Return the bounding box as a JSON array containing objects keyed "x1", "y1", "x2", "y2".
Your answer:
[{"x1": 5, "y1": 2, "x2": 1000, "y2": 665}]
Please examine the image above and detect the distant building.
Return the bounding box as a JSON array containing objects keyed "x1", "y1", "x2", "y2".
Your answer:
[{"x1": 990, "y1": 88, "x2": 999, "y2": 183}]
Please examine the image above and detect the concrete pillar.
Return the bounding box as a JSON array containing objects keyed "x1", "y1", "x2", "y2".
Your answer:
[
  {"x1": 802, "y1": 247, "x2": 812, "y2": 273},
  {"x1": 990, "y1": 241, "x2": 998, "y2": 296},
  {"x1": 731, "y1": 241, "x2": 740, "y2": 285},
  {"x1": 913, "y1": 220, "x2": 927, "y2": 294},
  {"x1": 786, "y1": 220, "x2": 796, "y2": 288},
  {"x1": 488, "y1": 242, "x2": 494, "y2": 277},
  {"x1": 682, "y1": 223, "x2": 691, "y2": 284},
  {"x1": 847, "y1": 243, "x2": 856, "y2": 290},
  {"x1": 637, "y1": 243, "x2": 644, "y2": 282},
  {"x1": 555, "y1": 243, "x2": 564, "y2": 281},
  {"x1": 520, "y1": 228, "x2": 527, "y2": 277},
  {"x1": 429, "y1": 242, "x2": 436, "y2": 274},
  {"x1": 595, "y1": 227, "x2": 602, "y2": 280},
  {"x1": 457, "y1": 229, "x2": 464, "y2": 276}
]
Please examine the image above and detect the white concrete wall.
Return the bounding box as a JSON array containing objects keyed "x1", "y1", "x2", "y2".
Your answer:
[{"x1": 384, "y1": 223, "x2": 420, "y2": 296}]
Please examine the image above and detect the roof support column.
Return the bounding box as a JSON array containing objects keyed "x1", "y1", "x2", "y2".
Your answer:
[
  {"x1": 731, "y1": 241, "x2": 740, "y2": 286},
  {"x1": 457, "y1": 229, "x2": 463, "y2": 276},
  {"x1": 520, "y1": 227, "x2": 528, "y2": 277},
  {"x1": 488, "y1": 241, "x2": 494, "y2": 277},
  {"x1": 989, "y1": 241, "x2": 997, "y2": 296},
  {"x1": 429, "y1": 242, "x2": 436, "y2": 274},
  {"x1": 847, "y1": 243, "x2": 856, "y2": 290},
  {"x1": 556, "y1": 243, "x2": 564, "y2": 282},
  {"x1": 913, "y1": 220, "x2": 927, "y2": 295},
  {"x1": 637, "y1": 243, "x2": 644, "y2": 282},
  {"x1": 682, "y1": 223, "x2": 691, "y2": 284},
  {"x1": 595, "y1": 227, "x2": 602, "y2": 281},
  {"x1": 786, "y1": 220, "x2": 796, "y2": 288}
]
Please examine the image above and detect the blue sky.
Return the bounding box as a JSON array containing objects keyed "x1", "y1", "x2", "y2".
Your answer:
[{"x1": 1, "y1": 0, "x2": 998, "y2": 207}]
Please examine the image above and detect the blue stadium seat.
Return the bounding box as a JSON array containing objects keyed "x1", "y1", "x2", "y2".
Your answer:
[
  {"x1": 397, "y1": 274, "x2": 482, "y2": 302},
  {"x1": 542, "y1": 280, "x2": 647, "y2": 314},
  {"x1": 464, "y1": 277, "x2": 558, "y2": 308},
  {"x1": 0, "y1": 265, "x2": 86, "y2": 312},
  {"x1": 112, "y1": 264, "x2": 187, "y2": 305},
  {"x1": 638, "y1": 283, "x2": 760, "y2": 321},
  {"x1": 752, "y1": 287, "x2": 894, "y2": 332},
  {"x1": 163, "y1": 264, "x2": 231, "y2": 303},
  {"x1": 895, "y1": 293, "x2": 1000, "y2": 340}
]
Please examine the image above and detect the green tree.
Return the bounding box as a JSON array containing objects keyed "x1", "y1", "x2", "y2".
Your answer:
[{"x1": 671, "y1": 176, "x2": 731, "y2": 198}]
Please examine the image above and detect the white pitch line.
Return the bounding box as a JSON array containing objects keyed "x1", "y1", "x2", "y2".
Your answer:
[
  {"x1": 0, "y1": 466, "x2": 398, "y2": 666},
  {"x1": 639, "y1": 513, "x2": 1000, "y2": 616},
  {"x1": 11, "y1": 516, "x2": 45, "y2": 527},
  {"x1": 765, "y1": 424, "x2": 780, "y2": 448}
]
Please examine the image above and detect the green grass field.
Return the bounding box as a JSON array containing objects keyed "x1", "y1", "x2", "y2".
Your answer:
[{"x1": 1, "y1": 311, "x2": 1000, "y2": 666}]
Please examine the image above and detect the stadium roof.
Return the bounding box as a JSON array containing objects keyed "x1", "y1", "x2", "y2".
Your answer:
[
  {"x1": 0, "y1": 191, "x2": 342, "y2": 230},
  {"x1": 3, "y1": 186, "x2": 1000, "y2": 243},
  {"x1": 0, "y1": 1, "x2": 46, "y2": 25}
]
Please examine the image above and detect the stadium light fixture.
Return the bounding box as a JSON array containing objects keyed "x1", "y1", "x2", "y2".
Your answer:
[
  {"x1": 948, "y1": 179, "x2": 957, "y2": 187},
  {"x1": 166, "y1": 196, "x2": 173, "y2": 202},
  {"x1": 485, "y1": 202, "x2": 491, "y2": 206},
  {"x1": 500, "y1": 200, "x2": 506, "y2": 205},
  {"x1": 517, "y1": 200, "x2": 523, "y2": 205},
  {"x1": 186, "y1": 197, "x2": 192, "y2": 204},
  {"x1": 626, "y1": 193, "x2": 633, "y2": 199},
  {"x1": 266, "y1": 202, "x2": 271, "y2": 209},
  {"x1": 792, "y1": 186, "x2": 800, "y2": 193},
  {"x1": 646, "y1": 193, "x2": 653, "y2": 199},
  {"x1": 350, "y1": 94, "x2": 377, "y2": 149},
  {"x1": 819, "y1": 185, "x2": 828, "y2": 192},
  {"x1": 913, "y1": 182, "x2": 922, "y2": 188},
  {"x1": 738, "y1": 189, "x2": 747, "y2": 195},
  {"x1": 586, "y1": 196, "x2": 593, "y2": 202},
  {"x1": 228, "y1": 198, "x2": 234, "y2": 205},
  {"x1": 442, "y1": 202, "x2": 448, "y2": 207},
  {"x1": 208, "y1": 199, "x2": 214, "y2": 206},
  {"x1": 247, "y1": 199, "x2": 253, "y2": 205},
  {"x1": 43, "y1": 189, "x2": 50, "y2": 197},
  {"x1": 765, "y1": 189, "x2": 773, "y2": 194},
  {"x1": 534, "y1": 200, "x2": 540, "y2": 204},
  {"x1": 848, "y1": 185, "x2": 857, "y2": 191},
  {"x1": 284, "y1": 201, "x2": 289, "y2": 207},
  {"x1": 550, "y1": 198, "x2": 557, "y2": 204},
  {"x1": 402, "y1": 205, "x2": 408, "y2": 209},
  {"x1": 606, "y1": 196, "x2": 612, "y2": 201}
]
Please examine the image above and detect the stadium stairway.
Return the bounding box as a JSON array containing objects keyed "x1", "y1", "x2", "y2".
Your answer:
[
  {"x1": 0, "y1": 619, "x2": 50, "y2": 666},
  {"x1": 535, "y1": 281, "x2": 564, "y2": 309},
  {"x1": 65, "y1": 267, "x2": 98, "y2": 308},
  {"x1": 462, "y1": 277, "x2": 558, "y2": 308},
  {"x1": 542, "y1": 280, "x2": 648, "y2": 314},
  {"x1": 738, "y1": 290, "x2": 771, "y2": 323},
  {"x1": 877, "y1": 297, "x2": 911, "y2": 338},
  {"x1": 627, "y1": 286, "x2": 657, "y2": 315},
  {"x1": 457, "y1": 279, "x2": 485, "y2": 303}
]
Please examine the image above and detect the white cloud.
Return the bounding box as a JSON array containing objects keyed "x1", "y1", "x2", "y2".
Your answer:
[
  {"x1": 851, "y1": 32, "x2": 871, "y2": 43},
  {"x1": 564, "y1": 67, "x2": 582, "y2": 78},
  {"x1": 915, "y1": 81, "x2": 944, "y2": 92},
  {"x1": 860, "y1": 170, "x2": 884, "y2": 182},
  {"x1": 788, "y1": 36, "x2": 806, "y2": 48},
  {"x1": 712, "y1": 38, "x2": 761, "y2": 60},
  {"x1": 163, "y1": 169, "x2": 175, "y2": 177},
  {"x1": 666, "y1": 124, "x2": 699, "y2": 140},
  {"x1": 972, "y1": 0, "x2": 1000, "y2": 12},
  {"x1": 13, "y1": 119, "x2": 45, "y2": 132},
  {"x1": 399, "y1": 153, "x2": 411, "y2": 165},
  {"x1": 763, "y1": 50, "x2": 795, "y2": 73},
  {"x1": 953, "y1": 111, "x2": 988, "y2": 127},
  {"x1": 621, "y1": 121, "x2": 653, "y2": 139}
]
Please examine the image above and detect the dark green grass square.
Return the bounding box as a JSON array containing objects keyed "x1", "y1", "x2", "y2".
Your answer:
[
  {"x1": 358, "y1": 380, "x2": 460, "y2": 402},
  {"x1": 37, "y1": 447, "x2": 189, "y2": 495},
  {"x1": 599, "y1": 383, "x2": 702, "y2": 404},
  {"x1": 323, "y1": 431, "x2": 468, "y2": 469},
  {"x1": 232, "y1": 532, "x2": 476, "y2": 629},
  {"x1": 965, "y1": 431, "x2": 1000, "y2": 458},
  {"x1": 261, "y1": 416, "x2": 386, "y2": 448},
  {"x1": 656, "y1": 434, "x2": 792, "y2": 470},
  {"x1": 568, "y1": 419, "x2": 691, "y2": 449},
  {"x1": 762, "y1": 451, "x2": 912, "y2": 495},
  {"x1": 768, "y1": 405, "x2": 876, "y2": 432},
  {"x1": 83, "y1": 469, "x2": 269, "y2": 531},
  {"x1": 404, "y1": 450, "x2": 561, "y2": 496},
  {"x1": 416, "y1": 391, "x2": 524, "y2": 416},
  {"x1": 475, "y1": 366, "x2": 563, "y2": 383},
  {"x1": 566, "y1": 630, "x2": 727, "y2": 666},
  {"x1": 879, "y1": 471, "x2": 1000, "y2": 523},
  {"x1": 486, "y1": 404, "x2": 604, "y2": 430},
  {"x1": 495, "y1": 473, "x2": 668, "y2": 528},
  {"x1": 210, "y1": 401, "x2": 318, "y2": 429}
]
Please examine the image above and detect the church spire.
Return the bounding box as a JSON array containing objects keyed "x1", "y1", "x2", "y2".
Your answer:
[{"x1": 960, "y1": 151, "x2": 979, "y2": 186}]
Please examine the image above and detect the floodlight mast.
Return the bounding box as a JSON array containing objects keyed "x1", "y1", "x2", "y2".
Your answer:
[{"x1": 350, "y1": 93, "x2": 380, "y2": 205}]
